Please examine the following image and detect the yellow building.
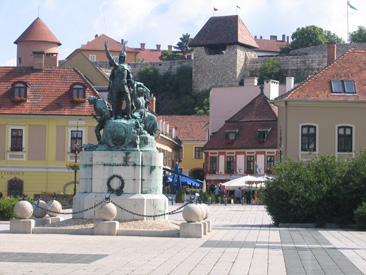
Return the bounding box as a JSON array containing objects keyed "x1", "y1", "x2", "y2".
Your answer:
[{"x1": 159, "y1": 116, "x2": 208, "y2": 181}]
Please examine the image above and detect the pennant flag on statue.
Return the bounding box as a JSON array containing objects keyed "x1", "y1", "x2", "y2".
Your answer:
[
  {"x1": 236, "y1": 5, "x2": 241, "y2": 9},
  {"x1": 348, "y1": 1, "x2": 358, "y2": 10},
  {"x1": 214, "y1": 7, "x2": 218, "y2": 11}
]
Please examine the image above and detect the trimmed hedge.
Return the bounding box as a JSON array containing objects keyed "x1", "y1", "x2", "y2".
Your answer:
[
  {"x1": 0, "y1": 196, "x2": 22, "y2": 220},
  {"x1": 263, "y1": 151, "x2": 366, "y2": 226}
]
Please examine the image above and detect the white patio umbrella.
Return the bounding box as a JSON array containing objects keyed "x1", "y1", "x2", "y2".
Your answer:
[{"x1": 223, "y1": 174, "x2": 273, "y2": 190}]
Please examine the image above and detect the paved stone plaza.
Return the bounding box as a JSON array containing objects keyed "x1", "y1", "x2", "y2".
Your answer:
[{"x1": 0, "y1": 204, "x2": 366, "y2": 274}]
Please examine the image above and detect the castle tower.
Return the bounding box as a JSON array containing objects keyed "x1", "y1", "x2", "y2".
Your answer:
[
  {"x1": 190, "y1": 15, "x2": 259, "y2": 92},
  {"x1": 14, "y1": 17, "x2": 61, "y2": 67}
]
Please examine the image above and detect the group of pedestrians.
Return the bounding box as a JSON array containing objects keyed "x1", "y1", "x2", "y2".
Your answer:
[{"x1": 214, "y1": 184, "x2": 255, "y2": 204}]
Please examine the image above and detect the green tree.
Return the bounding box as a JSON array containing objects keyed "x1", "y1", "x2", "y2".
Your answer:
[
  {"x1": 159, "y1": 50, "x2": 180, "y2": 61},
  {"x1": 174, "y1": 33, "x2": 192, "y2": 54},
  {"x1": 349, "y1": 26, "x2": 366, "y2": 42},
  {"x1": 291, "y1": 25, "x2": 328, "y2": 50},
  {"x1": 258, "y1": 59, "x2": 287, "y2": 84},
  {"x1": 194, "y1": 90, "x2": 210, "y2": 115},
  {"x1": 324, "y1": 30, "x2": 345, "y2": 44}
]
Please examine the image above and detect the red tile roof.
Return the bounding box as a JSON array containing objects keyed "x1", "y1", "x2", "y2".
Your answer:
[
  {"x1": 0, "y1": 67, "x2": 100, "y2": 116},
  {"x1": 132, "y1": 48, "x2": 162, "y2": 62},
  {"x1": 66, "y1": 34, "x2": 139, "y2": 59},
  {"x1": 204, "y1": 93, "x2": 277, "y2": 150},
  {"x1": 160, "y1": 115, "x2": 208, "y2": 141},
  {"x1": 254, "y1": 38, "x2": 288, "y2": 54},
  {"x1": 14, "y1": 17, "x2": 61, "y2": 45},
  {"x1": 190, "y1": 15, "x2": 258, "y2": 49},
  {"x1": 276, "y1": 49, "x2": 366, "y2": 101}
]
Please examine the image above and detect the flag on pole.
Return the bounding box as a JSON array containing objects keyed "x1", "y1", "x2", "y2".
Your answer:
[
  {"x1": 214, "y1": 7, "x2": 218, "y2": 11},
  {"x1": 348, "y1": 0, "x2": 358, "y2": 10},
  {"x1": 236, "y1": 5, "x2": 241, "y2": 9}
]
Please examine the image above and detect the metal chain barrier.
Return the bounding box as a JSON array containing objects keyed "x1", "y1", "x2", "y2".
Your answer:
[
  {"x1": 29, "y1": 197, "x2": 192, "y2": 218},
  {"x1": 30, "y1": 200, "x2": 105, "y2": 215},
  {"x1": 110, "y1": 200, "x2": 190, "y2": 218}
]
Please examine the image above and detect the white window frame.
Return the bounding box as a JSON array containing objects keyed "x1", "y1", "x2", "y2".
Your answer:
[
  {"x1": 299, "y1": 123, "x2": 319, "y2": 157},
  {"x1": 89, "y1": 55, "x2": 96, "y2": 62},
  {"x1": 8, "y1": 126, "x2": 26, "y2": 161},
  {"x1": 193, "y1": 146, "x2": 203, "y2": 160},
  {"x1": 335, "y1": 124, "x2": 355, "y2": 158},
  {"x1": 67, "y1": 127, "x2": 85, "y2": 161}
]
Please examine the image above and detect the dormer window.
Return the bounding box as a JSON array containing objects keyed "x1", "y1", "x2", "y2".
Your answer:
[
  {"x1": 11, "y1": 81, "x2": 29, "y2": 102},
  {"x1": 70, "y1": 83, "x2": 86, "y2": 103},
  {"x1": 71, "y1": 83, "x2": 86, "y2": 98},
  {"x1": 225, "y1": 130, "x2": 239, "y2": 141},
  {"x1": 257, "y1": 128, "x2": 271, "y2": 140},
  {"x1": 331, "y1": 80, "x2": 356, "y2": 94}
]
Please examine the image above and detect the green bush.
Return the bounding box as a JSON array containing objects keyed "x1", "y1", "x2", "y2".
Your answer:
[
  {"x1": 0, "y1": 196, "x2": 22, "y2": 220},
  {"x1": 175, "y1": 189, "x2": 185, "y2": 202},
  {"x1": 263, "y1": 154, "x2": 354, "y2": 226},
  {"x1": 354, "y1": 202, "x2": 366, "y2": 230}
]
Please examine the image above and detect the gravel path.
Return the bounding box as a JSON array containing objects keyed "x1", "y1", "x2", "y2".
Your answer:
[{"x1": 40, "y1": 219, "x2": 180, "y2": 230}]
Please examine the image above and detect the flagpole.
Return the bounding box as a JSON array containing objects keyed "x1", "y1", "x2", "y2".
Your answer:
[{"x1": 347, "y1": 0, "x2": 349, "y2": 42}]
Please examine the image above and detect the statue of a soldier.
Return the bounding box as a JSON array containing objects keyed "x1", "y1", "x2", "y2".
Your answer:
[
  {"x1": 105, "y1": 40, "x2": 134, "y2": 120},
  {"x1": 88, "y1": 96, "x2": 112, "y2": 143}
]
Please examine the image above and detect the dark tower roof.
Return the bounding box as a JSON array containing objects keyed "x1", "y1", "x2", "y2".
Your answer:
[
  {"x1": 14, "y1": 17, "x2": 61, "y2": 45},
  {"x1": 189, "y1": 15, "x2": 258, "y2": 49}
]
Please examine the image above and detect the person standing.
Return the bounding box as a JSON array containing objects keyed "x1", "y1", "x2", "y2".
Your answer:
[
  {"x1": 220, "y1": 184, "x2": 227, "y2": 204},
  {"x1": 235, "y1": 187, "x2": 242, "y2": 204},
  {"x1": 214, "y1": 186, "x2": 220, "y2": 204},
  {"x1": 245, "y1": 188, "x2": 252, "y2": 204}
]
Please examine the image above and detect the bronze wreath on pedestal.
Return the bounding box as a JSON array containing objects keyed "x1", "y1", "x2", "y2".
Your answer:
[{"x1": 107, "y1": 175, "x2": 125, "y2": 196}]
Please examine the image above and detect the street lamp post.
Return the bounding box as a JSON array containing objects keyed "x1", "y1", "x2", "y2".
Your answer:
[{"x1": 73, "y1": 144, "x2": 79, "y2": 196}]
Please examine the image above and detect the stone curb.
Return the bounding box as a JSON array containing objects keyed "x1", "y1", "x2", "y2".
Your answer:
[{"x1": 32, "y1": 227, "x2": 180, "y2": 237}]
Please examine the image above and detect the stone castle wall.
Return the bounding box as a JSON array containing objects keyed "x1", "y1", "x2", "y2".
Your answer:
[
  {"x1": 94, "y1": 59, "x2": 193, "y2": 77},
  {"x1": 192, "y1": 45, "x2": 257, "y2": 91},
  {"x1": 92, "y1": 43, "x2": 366, "y2": 91}
]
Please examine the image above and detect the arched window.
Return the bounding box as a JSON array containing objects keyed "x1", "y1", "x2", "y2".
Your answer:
[
  {"x1": 70, "y1": 83, "x2": 86, "y2": 99},
  {"x1": 11, "y1": 81, "x2": 29, "y2": 99},
  {"x1": 8, "y1": 177, "x2": 24, "y2": 197}
]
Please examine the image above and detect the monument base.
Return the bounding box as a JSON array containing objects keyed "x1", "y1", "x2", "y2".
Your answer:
[
  {"x1": 73, "y1": 193, "x2": 168, "y2": 221},
  {"x1": 73, "y1": 150, "x2": 168, "y2": 221}
]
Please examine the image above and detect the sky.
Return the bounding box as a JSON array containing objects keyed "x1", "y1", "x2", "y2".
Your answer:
[{"x1": 1, "y1": 0, "x2": 365, "y2": 66}]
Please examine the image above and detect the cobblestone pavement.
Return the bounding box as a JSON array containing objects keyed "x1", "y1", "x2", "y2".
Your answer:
[{"x1": 0, "y1": 204, "x2": 365, "y2": 274}]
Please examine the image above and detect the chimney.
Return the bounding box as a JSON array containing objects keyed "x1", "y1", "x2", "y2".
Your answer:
[
  {"x1": 286, "y1": 77, "x2": 295, "y2": 93},
  {"x1": 140, "y1": 43, "x2": 145, "y2": 51},
  {"x1": 270, "y1": 35, "x2": 277, "y2": 41},
  {"x1": 260, "y1": 36, "x2": 262, "y2": 39},
  {"x1": 95, "y1": 34, "x2": 98, "y2": 38},
  {"x1": 156, "y1": 44, "x2": 161, "y2": 51},
  {"x1": 263, "y1": 79, "x2": 279, "y2": 100},
  {"x1": 168, "y1": 45, "x2": 173, "y2": 51},
  {"x1": 254, "y1": 35, "x2": 257, "y2": 39},
  {"x1": 32, "y1": 51, "x2": 45, "y2": 70},
  {"x1": 148, "y1": 96, "x2": 156, "y2": 113},
  {"x1": 327, "y1": 43, "x2": 337, "y2": 65},
  {"x1": 282, "y1": 34, "x2": 286, "y2": 42},
  {"x1": 244, "y1": 77, "x2": 258, "y2": 86},
  {"x1": 287, "y1": 36, "x2": 289, "y2": 43}
]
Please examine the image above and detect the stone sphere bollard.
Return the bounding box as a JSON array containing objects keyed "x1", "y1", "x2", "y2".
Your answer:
[
  {"x1": 201, "y1": 204, "x2": 210, "y2": 220},
  {"x1": 182, "y1": 204, "x2": 202, "y2": 222},
  {"x1": 97, "y1": 202, "x2": 117, "y2": 221},
  {"x1": 14, "y1": 201, "x2": 33, "y2": 219},
  {"x1": 197, "y1": 204, "x2": 207, "y2": 221},
  {"x1": 33, "y1": 200, "x2": 48, "y2": 218},
  {"x1": 47, "y1": 200, "x2": 62, "y2": 217}
]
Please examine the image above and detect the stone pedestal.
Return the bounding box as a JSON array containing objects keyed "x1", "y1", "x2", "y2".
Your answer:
[
  {"x1": 10, "y1": 219, "x2": 35, "y2": 234},
  {"x1": 94, "y1": 221, "x2": 119, "y2": 235},
  {"x1": 73, "y1": 151, "x2": 168, "y2": 221},
  {"x1": 180, "y1": 222, "x2": 204, "y2": 238}
]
